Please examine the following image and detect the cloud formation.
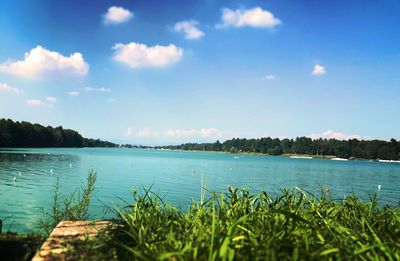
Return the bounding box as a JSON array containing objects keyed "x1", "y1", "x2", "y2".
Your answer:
[
  {"x1": 312, "y1": 64, "x2": 326, "y2": 75},
  {"x1": 112, "y1": 42, "x2": 183, "y2": 68},
  {"x1": 84, "y1": 86, "x2": 111, "y2": 93},
  {"x1": 165, "y1": 128, "x2": 221, "y2": 138},
  {"x1": 27, "y1": 97, "x2": 56, "y2": 107},
  {"x1": 104, "y1": 6, "x2": 133, "y2": 24},
  {"x1": 137, "y1": 128, "x2": 160, "y2": 138},
  {"x1": 0, "y1": 82, "x2": 24, "y2": 94},
  {"x1": 27, "y1": 99, "x2": 44, "y2": 106},
  {"x1": 68, "y1": 91, "x2": 80, "y2": 96},
  {"x1": 0, "y1": 46, "x2": 89, "y2": 79},
  {"x1": 265, "y1": 74, "x2": 275, "y2": 80},
  {"x1": 125, "y1": 127, "x2": 133, "y2": 137},
  {"x1": 309, "y1": 130, "x2": 365, "y2": 140},
  {"x1": 46, "y1": 96, "x2": 57, "y2": 103},
  {"x1": 217, "y1": 7, "x2": 281, "y2": 28},
  {"x1": 173, "y1": 20, "x2": 204, "y2": 40}
]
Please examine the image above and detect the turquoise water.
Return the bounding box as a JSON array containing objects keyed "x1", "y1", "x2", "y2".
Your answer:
[{"x1": 0, "y1": 148, "x2": 399, "y2": 233}]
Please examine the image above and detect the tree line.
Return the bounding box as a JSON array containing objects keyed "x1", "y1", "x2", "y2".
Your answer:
[
  {"x1": 157, "y1": 137, "x2": 400, "y2": 160},
  {"x1": 0, "y1": 118, "x2": 116, "y2": 148},
  {"x1": 1, "y1": 118, "x2": 399, "y2": 160}
]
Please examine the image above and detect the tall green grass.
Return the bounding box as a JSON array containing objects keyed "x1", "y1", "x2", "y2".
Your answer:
[
  {"x1": 112, "y1": 187, "x2": 400, "y2": 260},
  {"x1": 35, "y1": 172, "x2": 400, "y2": 260},
  {"x1": 37, "y1": 170, "x2": 97, "y2": 235}
]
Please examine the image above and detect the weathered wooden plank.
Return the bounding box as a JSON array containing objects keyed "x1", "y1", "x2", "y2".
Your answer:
[{"x1": 32, "y1": 221, "x2": 111, "y2": 261}]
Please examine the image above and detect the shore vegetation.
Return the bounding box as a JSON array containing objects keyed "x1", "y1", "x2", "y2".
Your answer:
[
  {"x1": 158, "y1": 137, "x2": 400, "y2": 160},
  {"x1": 2, "y1": 172, "x2": 399, "y2": 260}
]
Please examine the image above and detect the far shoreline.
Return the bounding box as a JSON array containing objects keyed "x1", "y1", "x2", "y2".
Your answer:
[
  {"x1": 1, "y1": 147, "x2": 398, "y2": 163},
  {"x1": 154, "y1": 148, "x2": 388, "y2": 162}
]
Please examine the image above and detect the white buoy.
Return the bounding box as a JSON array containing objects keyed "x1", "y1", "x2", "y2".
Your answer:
[
  {"x1": 13, "y1": 177, "x2": 17, "y2": 182},
  {"x1": 50, "y1": 169, "x2": 53, "y2": 174},
  {"x1": 378, "y1": 185, "x2": 381, "y2": 191},
  {"x1": 24, "y1": 154, "x2": 26, "y2": 157},
  {"x1": 69, "y1": 163, "x2": 72, "y2": 168}
]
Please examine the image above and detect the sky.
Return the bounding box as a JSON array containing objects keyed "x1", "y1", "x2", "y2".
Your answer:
[{"x1": 0, "y1": 0, "x2": 399, "y2": 145}]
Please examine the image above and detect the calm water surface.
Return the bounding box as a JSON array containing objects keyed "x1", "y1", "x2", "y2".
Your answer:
[{"x1": 0, "y1": 148, "x2": 399, "y2": 233}]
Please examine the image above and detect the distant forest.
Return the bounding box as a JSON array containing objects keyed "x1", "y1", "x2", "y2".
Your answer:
[
  {"x1": 0, "y1": 119, "x2": 116, "y2": 148},
  {"x1": 158, "y1": 137, "x2": 400, "y2": 160},
  {"x1": 1, "y1": 118, "x2": 399, "y2": 160}
]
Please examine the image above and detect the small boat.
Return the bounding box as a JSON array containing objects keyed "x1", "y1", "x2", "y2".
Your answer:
[
  {"x1": 378, "y1": 160, "x2": 400, "y2": 163},
  {"x1": 290, "y1": 156, "x2": 312, "y2": 159},
  {"x1": 331, "y1": 158, "x2": 348, "y2": 161}
]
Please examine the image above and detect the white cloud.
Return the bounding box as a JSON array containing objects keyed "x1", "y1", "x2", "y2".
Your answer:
[
  {"x1": 27, "y1": 99, "x2": 44, "y2": 106},
  {"x1": 68, "y1": 91, "x2": 80, "y2": 96},
  {"x1": 309, "y1": 130, "x2": 365, "y2": 140},
  {"x1": 0, "y1": 46, "x2": 89, "y2": 79},
  {"x1": 165, "y1": 128, "x2": 222, "y2": 139},
  {"x1": 265, "y1": 74, "x2": 275, "y2": 80},
  {"x1": 104, "y1": 6, "x2": 133, "y2": 24},
  {"x1": 26, "y1": 99, "x2": 50, "y2": 107},
  {"x1": 217, "y1": 7, "x2": 281, "y2": 29},
  {"x1": 137, "y1": 128, "x2": 160, "y2": 138},
  {"x1": 126, "y1": 127, "x2": 133, "y2": 137},
  {"x1": 0, "y1": 82, "x2": 24, "y2": 94},
  {"x1": 46, "y1": 96, "x2": 57, "y2": 103},
  {"x1": 312, "y1": 64, "x2": 326, "y2": 75},
  {"x1": 84, "y1": 86, "x2": 111, "y2": 93},
  {"x1": 27, "y1": 98, "x2": 56, "y2": 107},
  {"x1": 173, "y1": 20, "x2": 204, "y2": 40},
  {"x1": 112, "y1": 42, "x2": 183, "y2": 68}
]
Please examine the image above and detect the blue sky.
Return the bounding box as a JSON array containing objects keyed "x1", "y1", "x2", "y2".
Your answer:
[{"x1": 0, "y1": 0, "x2": 399, "y2": 144}]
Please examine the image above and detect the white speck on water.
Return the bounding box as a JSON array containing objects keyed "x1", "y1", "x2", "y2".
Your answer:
[
  {"x1": 50, "y1": 169, "x2": 53, "y2": 174},
  {"x1": 13, "y1": 177, "x2": 17, "y2": 182},
  {"x1": 378, "y1": 184, "x2": 381, "y2": 191},
  {"x1": 19, "y1": 171, "x2": 21, "y2": 176},
  {"x1": 69, "y1": 163, "x2": 72, "y2": 168}
]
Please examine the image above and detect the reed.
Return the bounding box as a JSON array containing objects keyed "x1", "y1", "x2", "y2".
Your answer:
[
  {"x1": 36, "y1": 173, "x2": 400, "y2": 260},
  {"x1": 110, "y1": 187, "x2": 400, "y2": 260},
  {"x1": 37, "y1": 170, "x2": 97, "y2": 235}
]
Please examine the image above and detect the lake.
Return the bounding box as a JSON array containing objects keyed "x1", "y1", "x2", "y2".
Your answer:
[{"x1": 0, "y1": 148, "x2": 399, "y2": 233}]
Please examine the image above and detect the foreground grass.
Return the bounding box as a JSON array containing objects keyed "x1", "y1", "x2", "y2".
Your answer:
[
  {"x1": 0, "y1": 172, "x2": 97, "y2": 260},
  {"x1": 105, "y1": 188, "x2": 400, "y2": 260},
  {"x1": 38, "y1": 170, "x2": 97, "y2": 235},
  {"x1": 29, "y1": 172, "x2": 400, "y2": 260}
]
